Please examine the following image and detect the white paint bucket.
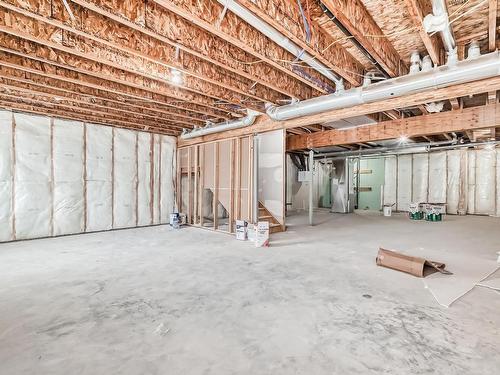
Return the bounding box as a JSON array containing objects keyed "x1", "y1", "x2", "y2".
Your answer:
[{"x1": 383, "y1": 205, "x2": 392, "y2": 217}]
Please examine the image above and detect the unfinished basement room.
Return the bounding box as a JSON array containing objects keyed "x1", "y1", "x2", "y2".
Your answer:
[{"x1": 1, "y1": 0, "x2": 500, "y2": 374}]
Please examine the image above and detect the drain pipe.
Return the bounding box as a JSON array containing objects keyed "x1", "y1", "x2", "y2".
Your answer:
[
  {"x1": 266, "y1": 51, "x2": 500, "y2": 121},
  {"x1": 181, "y1": 110, "x2": 259, "y2": 139},
  {"x1": 216, "y1": 0, "x2": 343, "y2": 89},
  {"x1": 424, "y1": 0, "x2": 457, "y2": 64}
]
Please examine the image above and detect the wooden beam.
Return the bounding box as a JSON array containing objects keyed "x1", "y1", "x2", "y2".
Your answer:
[
  {"x1": 178, "y1": 74, "x2": 500, "y2": 147},
  {"x1": 72, "y1": 0, "x2": 312, "y2": 100},
  {"x1": 235, "y1": 0, "x2": 364, "y2": 87},
  {"x1": 404, "y1": 0, "x2": 443, "y2": 65},
  {"x1": 321, "y1": 0, "x2": 407, "y2": 77},
  {"x1": 488, "y1": 91, "x2": 497, "y2": 104},
  {"x1": 0, "y1": 1, "x2": 286, "y2": 106},
  {"x1": 286, "y1": 104, "x2": 500, "y2": 150},
  {"x1": 152, "y1": 0, "x2": 329, "y2": 93},
  {"x1": 450, "y1": 98, "x2": 461, "y2": 110},
  {"x1": 489, "y1": 0, "x2": 498, "y2": 52}
]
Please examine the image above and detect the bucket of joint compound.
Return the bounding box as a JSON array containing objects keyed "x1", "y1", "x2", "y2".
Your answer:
[{"x1": 383, "y1": 204, "x2": 393, "y2": 217}]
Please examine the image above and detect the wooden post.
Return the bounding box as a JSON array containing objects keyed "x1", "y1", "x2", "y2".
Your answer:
[
  {"x1": 193, "y1": 145, "x2": 199, "y2": 225},
  {"x1": 187, "y1": 147, "x2": 192, "y2": 224},
  {"x1": 213, "y1": 142, "x2": 219, "y2": 230},
  {"x1": 235, "y1": 137, "x2": 241, "y2": 222},
  {"x1": 229, "y1": 139, "x2": 235, "y2": 233},
  {"x1": 199, "y1": 144, "x2": 205, "y2": 227}
]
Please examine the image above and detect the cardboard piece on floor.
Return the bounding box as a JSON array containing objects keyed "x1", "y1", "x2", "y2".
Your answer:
[{"x1": 376, "y1": 248, "x2": 452, "y2": 277}]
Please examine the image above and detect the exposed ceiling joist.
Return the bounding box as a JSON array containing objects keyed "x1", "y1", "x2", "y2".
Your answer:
[{"x1": 489, "y1": 0, "x2": 498, "y2": 52}]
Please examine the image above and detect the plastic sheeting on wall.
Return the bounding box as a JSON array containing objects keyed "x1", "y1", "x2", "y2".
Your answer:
[
  {"x1": 467, "y1": 151, "x2": 476, "y2": 214},
  {"x1": 137, "y1": 132, "x2": 152, "y2": 226},
  {"x1": 258, "y1": 129, "x2": 285, "y2": 224},
  {"x1": 0, "y1": 110, "x2": 13, "y2": 241},
  {"x1": 412, "y1": 154, "x2": 428, "y2": 204},
  {"x1": 383, "y1": 156, "x2": 397, "y2": 206},
  {"x1": 14, "y1": 113, "x2": 52, "y2": 240},
  {"x1": 152, "y1": 134, "x2": 161, "y2": 224},
  {"x1": 113, "y1": 129, "x2": 137, "y2": 228},
  {"x1": 396, "y1": 155, "x2": 412, "y2": 211},
  {"x1": 53, "y1": 119, "x2": 84, "y2": 236},
  {"x1": 446, "y1": 150, "x2": 461, "y2": 214},
  {"x1": 474, "y1": 150, "x2": 496, "y2": 215},
  {"x1": 428, "y1": 152, "x2": 447, "y2": 203},
  {"x1": 160, "y1": 135, "x2": 176, "y2": 223},
  {"x1": 497, "y1": 151, "x2": 500, "y2": 217},
  {"x1": 86, "y1": 123, "x2": 113, "y2": 232}
]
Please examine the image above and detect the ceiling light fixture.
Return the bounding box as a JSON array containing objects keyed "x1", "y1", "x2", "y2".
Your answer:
[{"x1": 170, "y1": 69, "x2": 183, "y2": 86}]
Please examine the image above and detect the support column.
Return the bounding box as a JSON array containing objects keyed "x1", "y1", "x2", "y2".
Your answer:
[{"x1": 309, "y1": 149, "x2": 314, "y2": 226}]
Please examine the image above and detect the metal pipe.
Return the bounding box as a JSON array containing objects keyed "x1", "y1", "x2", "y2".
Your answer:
[
  {"x1": 308, "y1": 149, "x2": 314, "y2": 226},
  {"x1": 266, "y1": 51, "x2": 500, "y2": 121},
  {"x1": 253, "y1": 135, "x2": 260, "y2": 224},
  {"x1": 216, "y1": 0, "x2": 342, "y2": 87},
  {"x1": 181, "y1": 110, "x2": 259, "y2": 139}
]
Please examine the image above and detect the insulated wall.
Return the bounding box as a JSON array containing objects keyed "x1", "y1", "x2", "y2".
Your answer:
[
  {"x1": 0, "y1": 110, "x2": 176, "y2": 242},
  {"x1": 383, "y1": 148, "x2": 500, "y2": 216}
]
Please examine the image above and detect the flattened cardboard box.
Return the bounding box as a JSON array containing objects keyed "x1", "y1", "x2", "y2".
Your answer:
[{"x1": 376, "y1": 248, "x2": 452, "y2": 277}]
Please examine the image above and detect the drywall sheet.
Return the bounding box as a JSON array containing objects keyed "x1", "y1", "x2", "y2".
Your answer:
[
  {"x1": 113, "y1": 129, "x2": 137, "y2": 228},
  {"x1": 86, "y1": 123, "x2": 112, "y2": 232},
  {"x1": 52, "y1": 119, "x2": 84, "y2": 236},
  {"x1": 428, "y1": 152, "x2": 447, "y2": 203},
  {"x1": 160, "y1": 135, "x2": 176, "y2": 223},
  {"x1": 14, "y1": 113, "x2": 51, "y2": 240},
  {"x1": 396, "y1": 155, "x2": 412, "y2": 211},
  {"x1": 446, "y1": 150, "x2": 461, "y2": 214},
  {"x1": 137, "y1": 132, "x2": 152, "y2": 226},
  {"x1": 0, "y1": 110, "x2": 13, "y2": 242},
  {"x1": 467, "y1": 151, "x2": 476, "y2": 214},
  {"x1": 474, "y1": 150, "x2": 496, "y2": 215},
  {"x1": 258, "y1": 130, "x2": 284, "y2": 224},
  {"x1": 412, "y1": 154, "x2": 428, "y2": 204},
  {"x1": 152, "y1": 134, "x2": 161, "y2": 224},
  {"x1": 383, "y1": 156, "x2": 397, "y2": 206}
]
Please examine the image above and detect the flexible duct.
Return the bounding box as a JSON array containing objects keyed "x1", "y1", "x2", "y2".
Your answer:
[
  {"x1": 215, "y1": 0, "x2": 342, "y2": 88},
  {"x1": 424, "y1": 0, "x2": 457, "y2": 62},
  {"x1": 181, "y1": 110, "x2": 259, "y2": 139},
  {"x1": 266, "y1": 51, "x2": 500, "y2": 121}
]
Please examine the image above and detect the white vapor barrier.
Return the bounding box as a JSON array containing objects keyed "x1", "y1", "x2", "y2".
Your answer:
[
  {"x1": 0, "y1": 110, "x2": 13, "y2": 241},
  {"x1": 153, "y1": 134, "x2": 161, "y2": 224},
  {"x1": 383, "y1": 156, "x2": 397, "y2": 206},
  {"x1": 52, "y1": 119, "x2": 84, "y2": 236},
  {"x1": 14, "y1": 113, "x2": 51, "y2": 240},
  {"x1": 428, "y1": 152, "x2": 447, "y2": 203},
  {"x1": 160, "y1": 135, "x2": 176, "y2": 223},
  {"x1": 258, "y1": 129, "x2": 285, "y2": 224},
  {"x1": 497, "y1": 151, "x2": 500, "y2": 217},
  {"x1": 412, "y1": 153, "x2": 428, "y2": 204},
  {"x1": 467, "y1": 151, "x2": 476, "y2": 214},
  {"x1": 396, "y1": 155, "x2": 412, "y2": 211},
  {"x1": 86, "y1": 124, "x2": 113, "y2": 232},
  {"x1": 446, "y1": 150, "x2": 461, "y2": 214},
  {"x1": 137, "y1": 132, "x2": 152, "y2": 226},
  {"x1": 474, "y1": 150, "x2": 496, "y2": 215},
  {"x1": 113, "y1": 129, "x2": 138, "y2": 228}
]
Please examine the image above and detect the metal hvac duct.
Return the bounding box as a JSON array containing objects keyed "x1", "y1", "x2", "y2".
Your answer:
[
  {"x1": 266, "y1": 51, "x2": 500, "y2": 121},
  {"x1": 215, "y1": 0, "x2": 343, "y2": 88},
  {"x1": 181, "y1": 110, "x2": 259, "y2": 139}
]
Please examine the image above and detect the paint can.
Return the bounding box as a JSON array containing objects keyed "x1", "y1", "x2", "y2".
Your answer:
[{"x1": 383, "y1": 204, "x2": 393, "y2": 217}]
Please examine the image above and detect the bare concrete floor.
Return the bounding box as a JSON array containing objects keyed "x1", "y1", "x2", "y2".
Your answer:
[{"x1": 0, "y1": 211, "x2": 499, "y2": 375}]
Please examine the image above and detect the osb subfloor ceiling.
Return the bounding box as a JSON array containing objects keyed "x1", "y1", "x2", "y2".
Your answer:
[{"x1": 0, "y1": 0, "x2": 497, "y2": 136}]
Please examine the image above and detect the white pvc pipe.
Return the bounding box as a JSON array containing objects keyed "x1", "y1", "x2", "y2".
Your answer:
[
  {"x1": 266, "y1": 51, "x2": 500, "y2": 121},
  {"x1": 216, "y1": 0, "x2": 342, "y2": 86}
]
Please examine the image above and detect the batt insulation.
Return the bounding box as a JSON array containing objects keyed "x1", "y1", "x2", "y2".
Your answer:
[
  {"x1": 137, "y1": 132, "x2": 152, "y2": 226},
  {"x1": 428, "y1": 152, "x2": 447, "y2": 203},
  {"x1": 152, "y1": 134, "x2": 161, "y2": 224},
  {"x1": 85, "y1": 124, "x2": 113, "y2": 232},
  {"x1": 383, "y1": 156, "x2": 397, "y2": 206},
  {"x1": 160, "y1": 135, "x2": 176, "y2": 223},
  {"x1": 396, "y1": 155, "x2": 412, "y2": 211},
  {"x1": 14, "y1": 113, "x2": 52, "y2": 240},
  {"x1": 412, "y1": 154, "x2": 428, "y2": 204},
  {"x1": 53, "y1": 119, "x2": 84, "y2": 236},
  {"x1": 474, "y1": 150, "x2": 496, "y2": 215},
  {"x1": 113, "y1": 129, "x2": 137, "y2": 229},
  {"x1": 446, "y1": 150, "x2": 461, "y2": 214},
  {"x1": 0, "y1": 110, "x2": 13, "y2": 241}
]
